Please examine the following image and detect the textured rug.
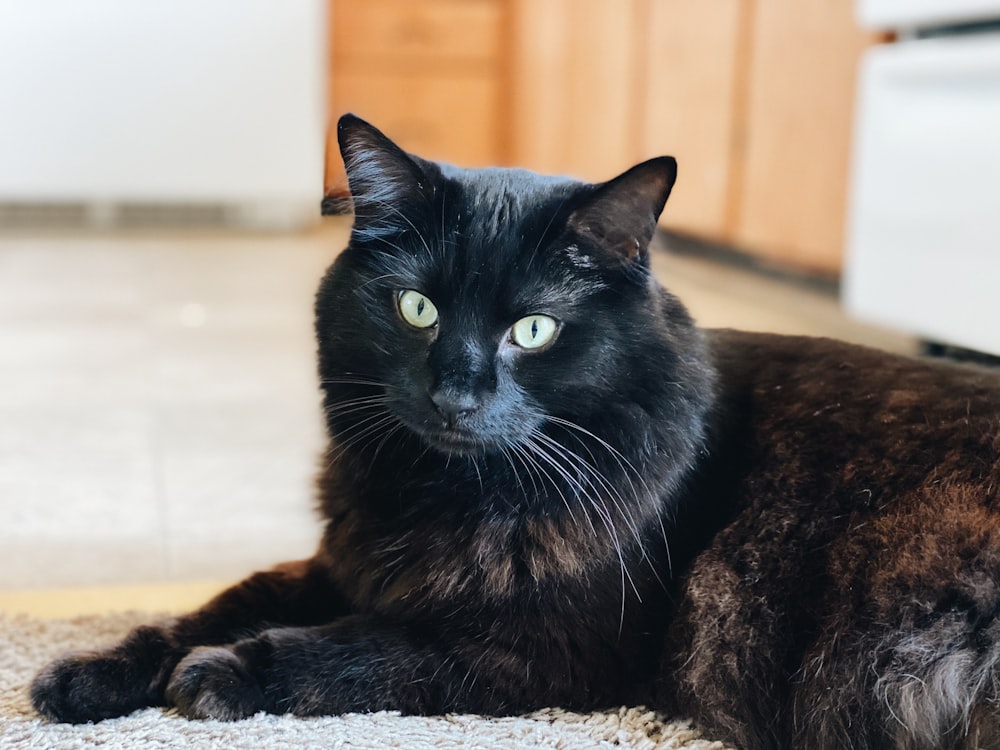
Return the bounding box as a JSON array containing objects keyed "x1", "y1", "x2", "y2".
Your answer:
[{"x1": 0, "y1": 612, "x2": 731, "y2": 749}]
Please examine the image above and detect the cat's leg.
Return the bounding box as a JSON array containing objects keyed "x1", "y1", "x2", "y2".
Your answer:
[
  {"x1": 30, "y1": 558, "x2": 348, "y2": 723},
  {"x1": 792, "y1": 615, "x2": 1000, "y2": 750},
  {"x1": 165, "y1": 617, "x2": 536, "y2": 720},
  {"x1": 791, "y1": 495, "x2": 1000, "y2": 749},
  {"x1": 655, "y1": 547, "x2": 791, "y2": 750}
]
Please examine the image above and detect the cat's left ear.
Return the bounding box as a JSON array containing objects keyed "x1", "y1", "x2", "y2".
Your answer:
[{"x1": 567, "y1": 157, "x2": 677, "y2": 261}]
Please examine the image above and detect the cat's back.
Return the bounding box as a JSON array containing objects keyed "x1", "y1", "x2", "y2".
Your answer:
[
  {"x1": 706, "y1": 328, "x2": 1000, "y2": 484},
  {"x1": 708, "y1": 327, "x2": 1000, "y2": 418},
  {"x1": 699, "y1": 327, "x2": 1000, "y2": 552}
]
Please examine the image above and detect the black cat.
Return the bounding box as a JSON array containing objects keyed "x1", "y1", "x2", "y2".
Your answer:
[{"x1": 31, "y1": 115, "x2": 1000, "y2": 750}]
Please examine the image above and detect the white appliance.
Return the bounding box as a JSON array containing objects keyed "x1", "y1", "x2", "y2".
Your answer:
[
  {"x1": 844, "y1": 1, "x2": 1000, "y2": 356},
  {"x1": 0, "y1": 0, "x2": 327, "y2": 230}
]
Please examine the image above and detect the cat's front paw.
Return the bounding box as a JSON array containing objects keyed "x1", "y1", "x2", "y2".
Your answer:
[
  {"x1": 165, "y1": 647, "x2": 266, "y2": 721},
  {"x1": 32, "y1": 651, "x2": 149, "y2": 723},
  {"x1": 31, "y1": 626, "x2": 173, "y2": 723}
]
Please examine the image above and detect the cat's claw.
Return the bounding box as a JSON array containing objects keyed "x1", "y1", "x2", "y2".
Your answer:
[{"x1": 165, "y1": 646, "x2": 266, "y2": 721}]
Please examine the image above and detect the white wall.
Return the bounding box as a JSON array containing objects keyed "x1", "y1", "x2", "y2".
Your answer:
[
  {"x1": 844, "y1": 34, "x2": 1000, "y2": 356},
  {"x1": 0, "y1": 0, "x2": 327, "y2": 226}
]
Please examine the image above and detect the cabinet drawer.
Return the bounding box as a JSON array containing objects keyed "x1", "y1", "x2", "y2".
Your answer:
[{"x1": 334, "y1": 0, "x2": 502, "y2": 66}]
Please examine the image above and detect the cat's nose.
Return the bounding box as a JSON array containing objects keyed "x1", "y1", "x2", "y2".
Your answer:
[{"x1": 429, "y1": 388, "x2": 478, "y2": 425}]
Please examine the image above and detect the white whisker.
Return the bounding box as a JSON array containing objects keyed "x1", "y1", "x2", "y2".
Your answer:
[
  {"x1": 524, "y1": 433, "x2": 635, "y2": 632},
  {"x1": 545, "y1": 416, "x2": 671, "y2": 586}
]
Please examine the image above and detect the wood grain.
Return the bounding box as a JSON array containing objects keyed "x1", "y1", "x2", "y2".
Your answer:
[
  {"x1": 325, "y1": 0, "x2": 504, "y2": 196},
  {"x1": 732, "y1": 0, "x2": 880, "y2": 274},
  {"x1": 333, "y1": 0, "x2": 502, "y2": 69},
  {"x1": 641, "y1": 0, "x2": 744, "y2": 240},
  {"x1": 336, "y1": 71, "x2": 500, "y2": 159},
  {"x1": 509, "y1": 0, "x2": 645, "y2": 182}
]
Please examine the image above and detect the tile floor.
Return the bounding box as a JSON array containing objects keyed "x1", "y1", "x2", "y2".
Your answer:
[{"x1": 0, "y1": 218, "x2": 916, "y2": 594}]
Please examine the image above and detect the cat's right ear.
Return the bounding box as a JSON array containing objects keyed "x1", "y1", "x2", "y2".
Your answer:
[
  {"x1": 566, "y1": 156, "x2": 678, "y2": 263},
  {"x1": 337, "y1": 114, "x2": 433, "y2": 232}
]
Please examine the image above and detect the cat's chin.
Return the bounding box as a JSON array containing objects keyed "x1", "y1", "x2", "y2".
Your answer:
[{"x1": 421, "y1": 428, "x2": 488, "y2": 456}]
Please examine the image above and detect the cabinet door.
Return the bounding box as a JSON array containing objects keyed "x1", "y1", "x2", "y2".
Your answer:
[
  {"x1": 641, "y1": 0, "x2": 745, "y2": 241},
  {"x1": 733, "y1": 0, "x2": 881, "y2": 274},
  {"x1": 509, "y1": 0, "x2": 646, "y2": 182}
]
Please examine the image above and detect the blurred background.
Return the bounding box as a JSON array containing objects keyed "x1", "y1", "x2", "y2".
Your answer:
[{"x1": 0, "y1": 0, "x2": 997, "y2": 607}]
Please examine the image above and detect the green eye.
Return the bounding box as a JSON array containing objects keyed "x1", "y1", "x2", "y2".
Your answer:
[
  {"x1": 397, "y1": 290, "x2": 438, "y2": 329},
  {"x1": 511, "y1": 315, "x2": 558, "y2": 349}
]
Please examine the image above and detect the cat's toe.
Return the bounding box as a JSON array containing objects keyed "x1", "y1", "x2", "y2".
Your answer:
[
  {"x1": 31, "y1": 651, "x2": 145, "y2": 723},
  {"x1": 165, "y1": 646, "x2": 265, "y2": 721}
]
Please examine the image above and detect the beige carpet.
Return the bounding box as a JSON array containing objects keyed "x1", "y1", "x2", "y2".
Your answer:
[{"x1": 0, "y1": 612, "x2": 732, "y2": 749}]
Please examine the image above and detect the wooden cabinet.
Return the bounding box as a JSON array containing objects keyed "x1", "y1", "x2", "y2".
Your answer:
[{"x1": 326, "y1": 0, "x2": 879, "y2": 275}]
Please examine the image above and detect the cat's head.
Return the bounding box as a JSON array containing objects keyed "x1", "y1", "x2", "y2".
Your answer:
[{"x1": 316, "y1": 115, "x2": 711, "y2": 484}]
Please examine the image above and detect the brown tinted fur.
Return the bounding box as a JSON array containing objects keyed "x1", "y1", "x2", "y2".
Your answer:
[
  {"x1": 315, "y1": 467, "x2": 617, "y2": 611},
  {"x1": 658, "y1": 330, "x2": 1000, "y2": 749}
]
